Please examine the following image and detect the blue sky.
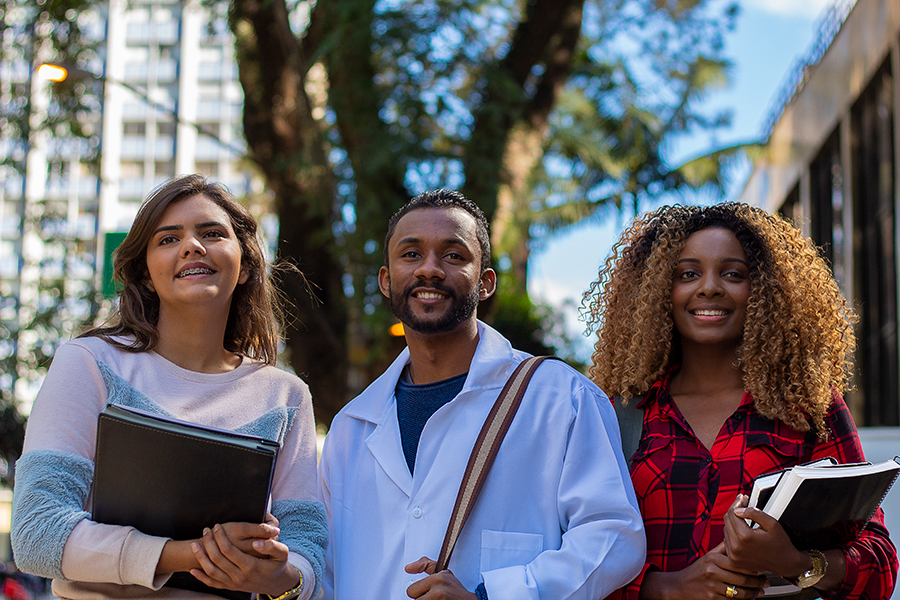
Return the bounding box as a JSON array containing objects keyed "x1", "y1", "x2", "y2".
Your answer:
[{"x1": 529, "y1": 0, "x2": 840, "y2": 360}]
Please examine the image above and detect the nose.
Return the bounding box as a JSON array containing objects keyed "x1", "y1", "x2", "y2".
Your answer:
[
  {"x1": 180, "y1": 235, "x2": 206, "y2": 257},
  {"x1": 414, "y1": 251, "x2": 444, "y2": 280},
  {"x1": 697, "y1": 273, "x2": 724, "y2": 296}
]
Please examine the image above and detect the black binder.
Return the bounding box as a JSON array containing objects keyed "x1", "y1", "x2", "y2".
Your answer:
[{"x1": 93, "y1": 404, "x2": 281, "y2": 600}]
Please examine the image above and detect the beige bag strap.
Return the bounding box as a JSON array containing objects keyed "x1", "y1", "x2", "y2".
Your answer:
[{"x1": 435, "y1": 355, "x2": 558, "y2": 572}]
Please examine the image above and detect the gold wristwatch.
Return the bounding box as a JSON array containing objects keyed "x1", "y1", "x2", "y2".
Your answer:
[
  {"x1": 790, "y1": 549, "x2": 827, "y2": 589},
  {"x1": 261, "y1": 569, "x2": 304, "y2": 600}
]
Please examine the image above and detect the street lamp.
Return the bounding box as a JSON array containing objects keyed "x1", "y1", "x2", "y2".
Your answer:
[{"x1": 37, "y1": 62, "x2": 246, "y2": 156}]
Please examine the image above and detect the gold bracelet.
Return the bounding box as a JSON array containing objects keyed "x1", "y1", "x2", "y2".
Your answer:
[{"x1": 261, "y1": 569, "x2": 304, "y2": 600}]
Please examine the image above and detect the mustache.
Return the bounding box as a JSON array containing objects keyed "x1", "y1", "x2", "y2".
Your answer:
[{"x1": 402, "y1": 281, "x2": 456, "y2": 299}]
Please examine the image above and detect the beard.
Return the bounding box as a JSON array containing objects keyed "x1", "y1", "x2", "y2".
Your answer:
[{"x1": 389, "y1": 280, "x2": 480, "y2": 334}]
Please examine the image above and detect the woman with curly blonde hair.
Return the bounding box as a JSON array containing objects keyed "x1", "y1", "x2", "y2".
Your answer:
[{"x1": 585, "y1": 203, "x2": 896, "y2": 600}]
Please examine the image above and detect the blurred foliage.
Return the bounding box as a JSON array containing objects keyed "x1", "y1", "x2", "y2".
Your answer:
[
  {"x1": 491, "y1": 276, "x2": 587, "y2": 372},
  {"x1": 213, "y1": 0, "x2": 746, "y2": 424},
  {"x1": 3, "y1": 0, "x2": 750, "y2": 429},
  {"x1": 0, "y1": 0, "x2": 105, "y2": 485}
]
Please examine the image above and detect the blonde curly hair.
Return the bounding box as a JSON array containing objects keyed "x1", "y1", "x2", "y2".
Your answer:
[{"x1": 583, "y1": 203, "x2": 856, "y2": 434}]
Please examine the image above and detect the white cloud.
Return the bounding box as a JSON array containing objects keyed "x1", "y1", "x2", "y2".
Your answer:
[
  {"x1": 529, "y1": 277, "x2": 594, "y2": 361},
  {"x1": 529, "y1": 276, "x2": 580, "y2": 309},
  {"x1": 743, "y1": 0, "x2": 833, "y2": 19}
]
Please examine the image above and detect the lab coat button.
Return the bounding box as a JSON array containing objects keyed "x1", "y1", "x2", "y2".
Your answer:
[{"x1": 412, "y1": 506, "x2": 423, "y2": 518}]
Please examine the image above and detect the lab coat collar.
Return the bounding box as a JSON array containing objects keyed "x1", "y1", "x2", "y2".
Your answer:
[
  {"x1": 342, "y1": 322, "x2": 524, "y2": 496},
  {"x1": 343, "y1": 320, "x2": 522, "y2": 425}
]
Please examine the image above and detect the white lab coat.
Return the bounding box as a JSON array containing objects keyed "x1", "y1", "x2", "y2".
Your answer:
[{"x1": 318, "y1": 321, "x2": 645, "y2": 600}]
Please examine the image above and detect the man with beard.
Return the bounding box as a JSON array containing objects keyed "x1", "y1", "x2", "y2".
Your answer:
[{"x1": 317, "y1": 189, "x2": 645, "y2": 600}]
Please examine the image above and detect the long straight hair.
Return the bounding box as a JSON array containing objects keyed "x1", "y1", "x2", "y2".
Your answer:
[{"x1": 81, "y1": 175, "x2": 281, "y2": 364}]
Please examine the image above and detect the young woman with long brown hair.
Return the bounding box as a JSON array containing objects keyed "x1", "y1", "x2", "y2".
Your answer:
[{"x1": 12, "y1": 175, "x2": 325, "y2": 600}]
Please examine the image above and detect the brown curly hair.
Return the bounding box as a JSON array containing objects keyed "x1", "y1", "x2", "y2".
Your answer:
[{"x1": 583, "y1": 202, "x2": 856, "y2": 434}]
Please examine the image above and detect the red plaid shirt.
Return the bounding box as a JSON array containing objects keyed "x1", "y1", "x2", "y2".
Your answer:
[{"x1": 607, "y1": 372, "x2": 897, "y2": 600}]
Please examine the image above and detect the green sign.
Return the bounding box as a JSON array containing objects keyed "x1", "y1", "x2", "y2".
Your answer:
[{"x1": 102, "y1": 231, "x2": 128, "y2": 298}]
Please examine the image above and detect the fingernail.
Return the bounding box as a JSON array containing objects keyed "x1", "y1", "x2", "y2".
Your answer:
[
  {"x1": 214, "y1": 524, "x2": 220, "y2": 532},
  {"x1": 191, "y1": 542, "x2": 199, "y2": 552},
  {"x1": 203, "y1": 528, "x2": 210, "y2": 535}
]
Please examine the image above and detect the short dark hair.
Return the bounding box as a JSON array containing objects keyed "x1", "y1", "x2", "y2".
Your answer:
[
  {"x1": 383, "y1": 189, "x2": 491, "y2": 272},
  {"x1": 81, "y1": 174, "x2": 281, "y2": 364}
]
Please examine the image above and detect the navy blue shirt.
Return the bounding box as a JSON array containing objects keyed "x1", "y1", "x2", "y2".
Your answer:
[{"x1": 395, "y1": 370, "x2": 467, "y2": 474}]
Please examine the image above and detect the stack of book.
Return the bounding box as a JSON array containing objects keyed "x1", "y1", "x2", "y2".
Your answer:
[{"x1": 748, "y1": 455, "x2": 900, "y2": 596}]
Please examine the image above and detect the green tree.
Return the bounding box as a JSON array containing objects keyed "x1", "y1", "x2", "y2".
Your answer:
[
  {"x1": 219, "y1": 0, "x2": 740, "y2": 423},
  {"x1": 0, "y1": 0, "x2": 745, "y2": 439}
]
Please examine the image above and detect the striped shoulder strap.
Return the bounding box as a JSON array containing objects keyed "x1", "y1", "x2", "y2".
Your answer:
[{"x1": 435, "y1": 355, "x2": 558, "y2": 572}]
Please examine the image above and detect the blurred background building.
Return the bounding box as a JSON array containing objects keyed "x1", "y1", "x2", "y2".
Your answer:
[
  {"x1": 0, "y1": 0, "x2": 256, "y2": 406},
  {"x1": 739, "y1": 0, "x2": 900, "y2": 538}
]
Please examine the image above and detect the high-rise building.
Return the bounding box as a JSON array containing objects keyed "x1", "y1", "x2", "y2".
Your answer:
[{"x1": 0, "y1": 0, "x2": 257, "y2": 406}]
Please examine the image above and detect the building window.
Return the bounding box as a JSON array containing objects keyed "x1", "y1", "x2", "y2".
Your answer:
[
  {"x1": 123, "y1": 121, "x2": 146, "y2": 136},
  {"x1": 809, "y1": 128, "x2": 843, "y2": 273},
  {"x1": 195, "y1": 161, "x2": 219, "y2": 177},
  {"x1": 155, "y1": 161, "x2": 174, "y2": 177},
  {"x1": 851, "y1": 58, "x2": 897, "y2": 426},
  {"x1": 120, "y1": 161, "x2": 144, "y2": 178},
  {"x1": 779, "y1": 184, "x2": 800, "y2": 225},
  {"x1": 198, "y1": 122, "x2": 219, "y2": 138},
  {"x1": 157, "y1": 121, "x2": 176, "y2": 136}
]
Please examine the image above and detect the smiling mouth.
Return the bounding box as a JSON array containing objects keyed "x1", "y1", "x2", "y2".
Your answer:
[
  {"x1": 691, "y1": 309, "x2": 729, "y2": 316},
  {"x1": 177, "y1": 267, "x2": 215, "y2": 278},
  {"x1": 413, "y1": 291, "x2": 448, "y2": 300}
]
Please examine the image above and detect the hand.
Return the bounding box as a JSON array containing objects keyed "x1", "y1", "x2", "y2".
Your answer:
[
  {"x1": 725, "y1": 494, "x2": 809, "y2": 578},
  {"x1": 404, "y1": 557, "x2": 477, "y2": 600},
  {"x1": 190, "y1": 523, "x2": 300, "y2": 596},
  {"x1": 214, "y1": 519, "x2": 281, "y2": 557},
  {"x1": 640, "y1": 544, "x2": 768, "y2": 600}
]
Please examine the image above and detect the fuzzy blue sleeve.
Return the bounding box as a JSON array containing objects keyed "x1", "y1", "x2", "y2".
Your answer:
[
  {"x1": 11, "y1": 449, "x2": 93, "y2": 578},
  {"x1": 272, "y1": 498, "x2": 328, "y2": 597}
]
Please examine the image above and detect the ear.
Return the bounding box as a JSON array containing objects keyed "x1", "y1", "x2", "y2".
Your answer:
[
  {"x1": 238, "y1": 263, "x2": 249, "y2": 285},
  {"x1": 479, "y1": 268, "x2": 497, "y2": 301},
  {"x1": 144, "y1": 272, "x2": 156, "y2": 293},
  {"x1": 378, "y1": 265, "x2": 391, "y2": 299}
]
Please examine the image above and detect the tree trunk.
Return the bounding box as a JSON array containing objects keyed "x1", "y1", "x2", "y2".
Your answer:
[
  {"x1": 229, "y1": 0, "x2": 348, "y2": 425},
  {"x1": 462, "y1": 0, "x2": 584, "y2": 222}
]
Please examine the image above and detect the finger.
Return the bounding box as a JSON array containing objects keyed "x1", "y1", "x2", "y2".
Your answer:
[
  {"x1": 212, "y1": 523, "x2": 257, "y2": 570},
  {"x1": 722, "y1": 508, "x2": 748, "y2": 555},
  {"x1": 406, "y1": 573, "x2": 436, "y2": 598},
  {"x1": 404, "y1": 556, "x2": 437, "y2": 574},
  {"x1": 250, "y1": 537, "x2": 290, "y2": 561},
  {"x1": 223, "y1": 521, "x2": 280, "y2": 542},
  {"x1": 200, "y1": 526, "x2": 241, "y2": 578},
  {"x1": 722, "y1": 580, "x2": 768, "y2": 599},
  {"x1": 265, "y1": 512, "x2": 280, "y2": 528},
  {"x1": 192, "y1": 539, "x2": 231, "y2": 583},
  {"x1": 189, "y1": 567, "x2": 227, "y2": 589}
]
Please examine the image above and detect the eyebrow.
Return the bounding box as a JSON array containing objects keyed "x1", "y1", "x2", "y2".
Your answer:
[
  {"x1": 152, "y1": 221, "x2": 227, "y2": 236},
  {"x1": 395, "y1": 236, "x2": 468, "y2": 247},
  {"x1": 677, "y1": 257, "x2": 749, "y2": 266}
]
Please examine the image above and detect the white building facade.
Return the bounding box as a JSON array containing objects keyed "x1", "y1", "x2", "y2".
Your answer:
[{"x1": 738, "y1": 0, "x2": 900, "y2": 549}]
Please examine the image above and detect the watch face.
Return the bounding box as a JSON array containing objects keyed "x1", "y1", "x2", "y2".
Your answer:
[
  {"x1": 796, "y1": 571, "x2": 825, "y2": 589},
  {"x1": 796, "y1": 551, "x2": 827, "y2": 588}
]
